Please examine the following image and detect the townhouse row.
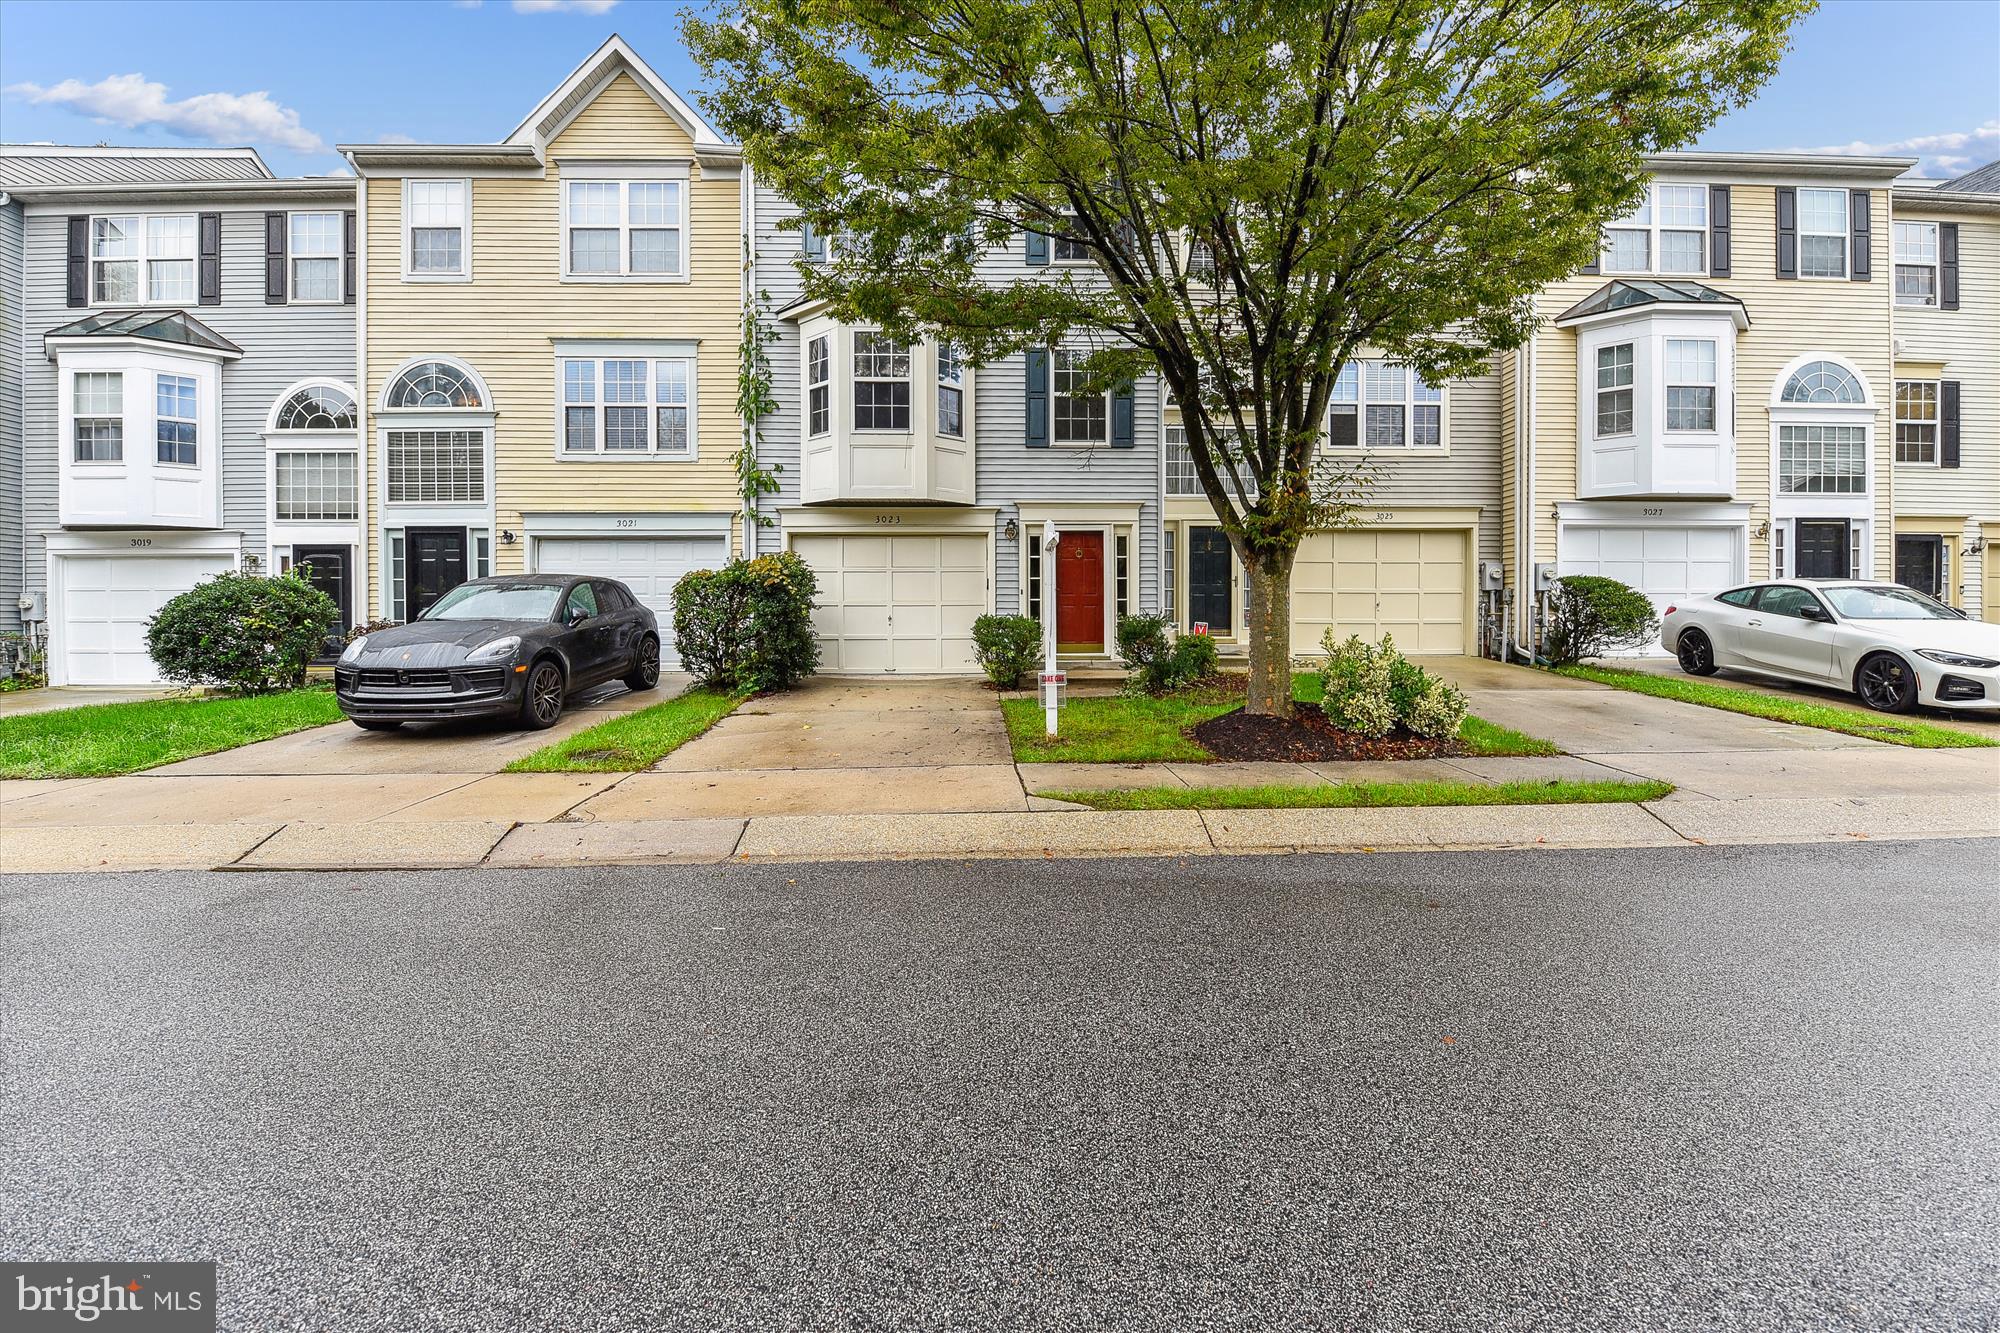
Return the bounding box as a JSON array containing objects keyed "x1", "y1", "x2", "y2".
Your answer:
[{"x1": 3, "y1": 36, "x2": 1995, "y2": 687}]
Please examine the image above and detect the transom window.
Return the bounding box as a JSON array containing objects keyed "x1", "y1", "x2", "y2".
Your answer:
[
  {"x1": 1602, "y1": 184, "x2": 1707, "y2": 275},
  {"x1": 1797, "y1": 188, "x2": 1849, "y2": 279},
  {"x1": 1779, "y1": 360, "x2": 1864, "y2": 405},
  {"x1": 386, "y1": 361, "x2": 483, "y2": 409},
  {"x1": 73, "y1": 371, "x2": 123, "y2": 463},
  {"x1": 807, "y1": 335, "x2": 831, "y2": 437},
  {"x1": 565, "y1": 179, "x2": 684, "y2": 278},
  {"x1": 938, "y1": 344, "x2": 964, "y2": 438},
  {"x1": 92, "y1": 214, "x2": 195, "y2": 304},
  {"x1": 853, "y1": 333, "x2": 912, "y2": 431},
  {"x1": 1052, "y1": 348, "x2": 1107, "y2": 444},
  {"x1": 560, "y1": 358, "x2": 693, "y2": 455},
  {"x1": 386, "y1": 430, "x2": 485, "y2": 503},
  {"x1": 407, "y1": 180, "x2": 467, "y2": 276},
  {"x1": 1329, "y1": 360, "x2": 1442, "y2": 448},
  {"x1": 290, "y1": 212, "x2": 342, "y2": 302},
  {"x1": 1894, "y1": 381, "x2": 1939, "y2": 465},
  {"x1": 275, "y1": 452, "x2": 359, "y2": 521},
  {"x1": 275, "y1": 385, "x2": 357, "y2": 431},
  {"x1": 1594, "y1": 344, "x2": 1635, "y2": 437},
  {"x1": 1894, "y1": 222, "x2": 1938, "y2": 307},
  {"x1": 1779, "y1": 424, "x2": 1866, "y2": 494},
  {"x1": 155, "y1": 374, "x2": 197, "y2": 466},
  {"x1": 1664, "y1": 339, "x2": 1717, "y2": 432}
]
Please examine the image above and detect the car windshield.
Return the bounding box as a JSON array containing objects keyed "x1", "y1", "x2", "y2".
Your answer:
[
  {"x1": 1820, "y1": 585, "x2": 1960, "y2": 621},
  {"x1": 422, "y1": 583, "x2": 563, "y2": 621}
]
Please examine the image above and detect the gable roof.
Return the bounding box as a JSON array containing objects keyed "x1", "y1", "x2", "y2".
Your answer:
[
  {"x1": 1937, "y1": 160, "x2": 2000, "y2": 194},
  {"x1": 505, "y1": 34, "x2": 731, "y2": 153},
  {"x1": 44, "y1": 309, "x2": 243, "y2": 357},
  {"x1": 0, "y1": 143, "x2": 271, "y2": 187}
]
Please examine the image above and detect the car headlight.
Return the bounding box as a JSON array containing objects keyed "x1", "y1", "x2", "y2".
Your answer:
[
  {"x1": 467, "y1": 635, "x2": 522, "y2": 663},
  {"x1": 339, "y1": 635, "x2": 367, "y2": 663},
  {"x1": 1916, "y1": 648, "x2": 2000, "y2": 669}
]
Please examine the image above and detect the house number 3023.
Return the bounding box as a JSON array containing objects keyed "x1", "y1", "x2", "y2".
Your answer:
[{"x1": 874, "y1": 515, "x2": 902, "y2": 526}]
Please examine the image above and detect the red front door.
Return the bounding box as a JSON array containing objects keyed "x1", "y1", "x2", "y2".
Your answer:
[{"x1": 1055, "y1": 531, "x2": 1105, "y2": 652}]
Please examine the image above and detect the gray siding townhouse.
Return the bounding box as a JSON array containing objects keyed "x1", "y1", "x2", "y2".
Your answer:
[
  {"x1": 2, "y1": 145, "x2": 357, "y2": 685},
  {"x1": 751, "y1": 183, "x2": 1163, "y2": 672}
]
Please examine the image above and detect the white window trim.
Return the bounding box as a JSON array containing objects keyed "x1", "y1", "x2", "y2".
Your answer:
[
  {"x1": 88, "y1": 211, "x2": 198, "y2": 308},
  {"x1": 265, "y1": 379, "x2": 362, "y2": 540},
  {"x1": 1050, "y1": 347, "x2": 1112, "y2": 447},
  {"x1": 153, "y1": 372, "x2": 200, "y2": 470},
  {"x1": 1767, "y1": 355, "x2": 1875, "y2": 533},
  {"x1": 1893, "y1": 221, "x2": 1940, "y2": 309},
  {"x1": 1601, "y1": 183, "x2": 1710, "y2": 277},
  {"x1": 1051, "y1": 214, "x2": 1092, "y2": 266},
  {"x1": 69, "y1": 369, "x2": 127, "y2": 468},
  {"x1": 937, "y1": 344, "x2": 965, "y2": 440},
  {"x1": 1796, "y1": 187, "x2": 1850, "y2": 282},
  {"x1": 806, "y1": 334, "x2": 832, "y2": 439},
  {"x1": 263, "y1": 378, "x2": 361, "y2": 434},
  {"x1": 851, "y1": 329, "x2": 913, "y2": 436},
  {"x1": 1893, "y1": 379, "x2": 1941, "y2": 469},
  {"x1": 401, "y1": 178, "x2": 472, "y2": 283},
  {"x1": 1328, "y1": 359, "x2": 1449, "y2": 454},
  {"x1": 1662, "y1": 337, "x2": 1718, "y2": 435},
  {"x1": 550, "y1": 344, "x2": 700, "y2": 462},
  {"x1": 558, "y1": 167, "x2": 690, "y2": 284},
  {"x1": 287, "y1": 210, "x2": 345, "y2": 306}
]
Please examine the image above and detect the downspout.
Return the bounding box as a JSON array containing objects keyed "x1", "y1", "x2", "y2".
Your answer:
[
  {"x1": 346, "y1": 153, "x2": 372, "y2": 614},
  {"x1": 741, "y1": 161, "x2": 757, "y2": 557}
]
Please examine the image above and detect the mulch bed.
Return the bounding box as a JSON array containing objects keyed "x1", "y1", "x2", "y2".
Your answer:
[{"x1": 1190, "y1": 702, "x2": 1466, "y2": 763}]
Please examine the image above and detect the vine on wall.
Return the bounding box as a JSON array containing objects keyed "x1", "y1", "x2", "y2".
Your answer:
[{"x1": 734, "y1": 255, "x2": 783, "y2": 531}]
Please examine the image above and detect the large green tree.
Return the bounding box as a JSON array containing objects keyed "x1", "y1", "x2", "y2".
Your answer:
[{"x1": 688, "y1": 0, "x2": 1810, "y2": 716}]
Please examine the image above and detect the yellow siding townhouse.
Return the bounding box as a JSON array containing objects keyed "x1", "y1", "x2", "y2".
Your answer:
[
  {"x1": 1888, "y1": 163, "x2": 1999, "y2": 620},
  {"x1": 1503, "y1": 151, "x2": 1910, "y2": 643},
  {"x1": 342, "y1": 37, "x2": 743, "y2": 663}
]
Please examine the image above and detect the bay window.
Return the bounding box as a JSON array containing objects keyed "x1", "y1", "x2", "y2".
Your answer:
[
  {"x1": 92, "y1": 214, "x2": 196, "y2": 304},
  {"x1": 938, "y1": 344, "x2": 964, "y2": 437},
  {"x1": 1051, "y1": 348, "x2": 1107, "y2": 443},
  {"x1": 406, "y1": 180, "x2": 467, "y2": 277},
  {"x1": 1797, "y1": 189, "x2": 1849, "y2": 279},
  {"x1": 1894, "y1": 381, "x2": 1938, "y2": 465},
  {"x1": 560, "y1": 356, "x2": 696, "y2": 455},
  {"x1": 155, "y1": 374, "x2": 198, "y2": 465},
  {"x1": 807, "y1": 336, "x2": 830, "y2": 436},
  {"x1": 1894, "y1": 222, "x2": 1938, "y2": 306},
  {"x1": 1595, "y1": 344, "x2": 1635, "y2": 437},
  {"x1": 73, "y1": 371, "x2": 123, "y2": 462},
  {"x1": 1663, "y1": 339, "x2": 1717, "y2": 432},
  {"x1": 853, "y1": 333, "x2": 911, "y2": 431},
  {"x1": 564, "y1": 178, "x2": 684, "y2": 279}
]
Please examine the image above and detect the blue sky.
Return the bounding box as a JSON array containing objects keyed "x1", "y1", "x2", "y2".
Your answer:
[{"x1": 2, "y1": 0, "x2": 1996, "y2": 179}]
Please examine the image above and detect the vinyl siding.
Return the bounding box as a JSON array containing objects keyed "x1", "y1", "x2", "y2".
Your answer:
[
  {"x1": 1892, "y1": 202, "x2": 1999, "y2": 616},
  {"x1": 361, "y1": 72, "x2": 742, "y2": 602},
  {"x1": 19, "y1": 202, "x2": 355, "y2": 608},
  {"x1": 1519, "y1": 179, "x2": 1896, "y2": 579},
  {"x1": 750, "y1": 180, "x2": 805, "y2": 556},
  {"x1": 1, "y1": 202, "x2": 24, "y2": 632}
]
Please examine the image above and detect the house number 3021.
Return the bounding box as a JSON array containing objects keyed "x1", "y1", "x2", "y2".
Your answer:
[
  {"x1": 1642, "y1": 507, "x2": 1665, "y2": 517},
  {"x1": 615, "y1": 518, "x2": 637, "y2": 528}
]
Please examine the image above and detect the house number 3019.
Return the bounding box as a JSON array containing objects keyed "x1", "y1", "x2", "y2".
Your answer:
[{"x1": 128, "y1": 538, "x2": 153, "y2": 548}]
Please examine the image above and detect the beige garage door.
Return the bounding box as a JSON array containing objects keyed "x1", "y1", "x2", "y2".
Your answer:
[
  {"x1": 1291, "y1": 529, "x2": 1469, "y2": 656},
  {"x1": 791, "y1": 532, "x2": 989, "y2": 673}
]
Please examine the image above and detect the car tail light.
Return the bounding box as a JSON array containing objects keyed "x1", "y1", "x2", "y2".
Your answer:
[{"x1": 1663, "y1": 605, "x2": 1677, "y2": 617}]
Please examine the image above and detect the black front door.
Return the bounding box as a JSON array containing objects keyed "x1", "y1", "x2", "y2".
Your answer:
[
  {"x1": 1795, "y1": 521, "x2": 1850, "y2": 580},
  {"x1": 408, "y1": 528, "x2": 468, "y2": 620},
  {"x1": 1187, "y1": 527, "x2": 1233, "y2": 633},
  {"x1": 292, "y1": 545, "x2": 351, "y2": 656},
  {"x1": 1894, "y1": 534, "x2": 1944, "y2": 599}
]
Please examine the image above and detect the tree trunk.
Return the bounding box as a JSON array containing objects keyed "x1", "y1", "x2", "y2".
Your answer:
[{"x1": 1243, "y1": 556, "x2": 1294, "y2": 718}]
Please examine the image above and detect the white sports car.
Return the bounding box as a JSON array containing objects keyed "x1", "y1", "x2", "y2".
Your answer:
[{"x1": 1659, "y1": 580, "x2": 2000, "y2": 714}]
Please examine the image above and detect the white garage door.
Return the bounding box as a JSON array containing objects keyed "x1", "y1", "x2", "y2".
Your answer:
[
  {"x1": 534, "y1": 535, "x2": 728, "y2": 668},
  {"x1": 1291, "y1": 529, "x2": 1469, "y2": 656},
  {"x1": 58, "y1": 552, "x2": 234, "y2": 685},
  {"x1": 1559, "y1": 524, "x2": 1743, "y2": 656},
  {"x1": 791, "y1": 532, "x2": 988, "y2": 673}
]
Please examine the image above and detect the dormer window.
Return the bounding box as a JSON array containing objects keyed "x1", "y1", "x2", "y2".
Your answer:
[{"x1": 1602, "y1": 185, "x2": 1707, "y2": 276}]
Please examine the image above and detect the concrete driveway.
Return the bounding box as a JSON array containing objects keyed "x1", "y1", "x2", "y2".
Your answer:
[
  {"x1": 568, "y1": 676, "x2": 1031, "y2": 820},
  {"x1": 0, "y1": 686, "x2": 180, "y2": 718}
]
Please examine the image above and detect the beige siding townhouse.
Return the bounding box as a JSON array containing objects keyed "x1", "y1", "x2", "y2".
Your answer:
[
  {"x1": 1889, "y1": 162, "x2": 2000, "y2": 621},
  {"x1": 343, "y1": 37, "x2": 743, "y2": 663},
  {"x1": 1502, "y1": 151, "x2": 1912, "y2": 650}
]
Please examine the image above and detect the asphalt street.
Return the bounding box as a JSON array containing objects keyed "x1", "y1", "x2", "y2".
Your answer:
[{"x1": 3, "y1": 840, "x2": 1997, "y2": 1332}]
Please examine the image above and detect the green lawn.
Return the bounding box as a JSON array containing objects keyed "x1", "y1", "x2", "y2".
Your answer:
[
  {"x1": 505, "y1": 688, "x2": 745, "y2": 772},
  {"x1": 1005, "y1": 672, "x2": 1558, "y2": 762},
  {"x1": 0, "y1": 689, "x2": 344, "y2": 778},
  {"x1": 1044, "y1": 778, "x2": 1673, "y2": 811},
  {"x1": 1555, "y1": 665, "x2": 1997, "y2": 750}
]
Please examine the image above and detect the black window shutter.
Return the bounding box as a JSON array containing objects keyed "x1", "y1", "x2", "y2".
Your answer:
[
  {"x1": 1939, "y1": 222, "x2": 1960, "y2": 310},
  {"x1": 1024, "y1": 228, "x2": 1048, "y2": 267},
  {"x1": 343, "y1": 210, "x2": 356, "y2": 305},
  {"x1": 1775, "y1": 187, "x2": 1797, "y2": 279},
  {"x1": 1329, "y1": 409, "x2": 1358, "y2": 448},
  {"x1": 1709, "y1": 186, "x2": 1731, "y2": 277},
  {"x1": 1024, "y1": 349, "x2": 1048, "y2": 446},
  {"x1": 66, "y1": 215, "x2": 88, "y2": 307},
  {"x1": 198, "y1": 212, "x2": 222, "y2": 305},
  {"x1": 1580, "y1": 235, "x2": 1599, "y2": 276},
  {"x1": 1849, "y1": 190, "x2": 1871, "y2": 282},
  {"x1": 1939, "y1": 380, "x2": 1961, "y2": 469},
  {"x1": 264, "y1": 211, "x2": 287, "y2": 304},
  {"x1": 1111, "y1": 382, "x2": 1135, "y2": 448}
]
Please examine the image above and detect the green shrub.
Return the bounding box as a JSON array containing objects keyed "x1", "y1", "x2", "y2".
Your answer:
[
  {"x1": 972, "y1": 614, "x2": 1041, "y2": 688},
  {"x1": 1317, "y1": 630, "x2": 1468, "y2": 740},
  {"x1": 1118, "y1": 614, "x2": 1219, "y2": 694},
  {"x1": 1169, "y1": 627, "x2": 1219, "y2": 685},
  {"x1": 146, "y1": 569, "x2": 338, "y2": 694},
  {"x1": 671, "y1": 551, "x2": 820, "y2": 694},
  {"x1": 1404, "y1": 674, "x2": 1469, "y2": 739},
  {"x1": 1542, "y1": 575, "x2": 1659, "y2": 665}
]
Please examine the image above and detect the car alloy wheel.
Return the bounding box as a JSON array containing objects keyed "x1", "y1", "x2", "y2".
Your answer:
[
  {"x1": 525, "y1": 661, "x2": 565, "y2": 729},
  {"x1": 1855, "y1": 653, "x2": 1917, "y2": 714},
  {"x1": 634, "y1": 636, "x2": 660, "y2": 687},
  {"x1": 1676, "y1": 630, "x2": 1716, "y2": 676}
]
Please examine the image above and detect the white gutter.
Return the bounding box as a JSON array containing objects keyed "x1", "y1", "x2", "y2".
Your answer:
[{"x1": 346, "y1": 150, "x2": 373, "y2": 613}]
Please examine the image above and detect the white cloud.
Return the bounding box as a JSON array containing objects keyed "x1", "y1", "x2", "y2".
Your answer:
[
  {"x1": 1790, "y1": 120, "x2": 1999, "y2": 179},
  {"x1": 5, "y1": 73, "x2": 326, "y2": 155},
  {"x1": 512, "y1": 0, "x2": 619, "y2": 12},
  {"x1": 376, "y1": 132, "x2": 420, "y2": 144}
]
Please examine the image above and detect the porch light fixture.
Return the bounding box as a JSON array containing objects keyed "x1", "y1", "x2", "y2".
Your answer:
[
  {"x1": 499, "y1": 530, "x2": 518, "y2": 545},
  {"x1": 1003, "y1": 518, "x2": 1018, "y2": 542},
  {"x1": 1753, "y1": 521, "x2": 1770, "y2": 541}
]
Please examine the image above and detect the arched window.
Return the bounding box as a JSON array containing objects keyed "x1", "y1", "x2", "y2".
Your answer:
[
  {"x1": 1779, "y1": 360, "x2": 1864, "y2": 405},
  {"x1": 273, "y1": 384, "x2": 357, "y2": 431},
  {"x1": 386, "y1": 360, "x2": 484, "y2": 409}
]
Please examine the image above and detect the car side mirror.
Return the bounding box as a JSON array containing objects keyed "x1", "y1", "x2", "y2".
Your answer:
[
  {"x1": 1800, "y1": 604, "x2": 1831, "y2": 623},
  {"x1": 566, "y1": 607, "x2": 590, "y2": 628}
]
